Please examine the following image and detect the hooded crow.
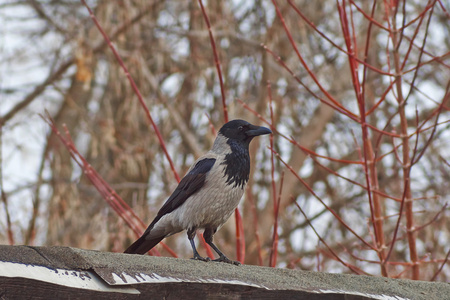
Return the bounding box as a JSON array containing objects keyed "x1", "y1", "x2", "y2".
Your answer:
[{"x1": 124, "y1": 119, "x2": 272, "y2": 264}]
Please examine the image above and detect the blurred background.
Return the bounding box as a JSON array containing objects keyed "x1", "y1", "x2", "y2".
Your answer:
[{"x1": 0, "y1": 0, "x2": 449, "y2": 280}]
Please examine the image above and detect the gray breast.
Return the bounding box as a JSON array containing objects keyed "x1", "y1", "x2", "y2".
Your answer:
[{"x1": 172, "y1": 158, "x2": 246, "y2": 230}]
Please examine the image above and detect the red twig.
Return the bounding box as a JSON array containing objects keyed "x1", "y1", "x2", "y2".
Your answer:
[
  {"x1": 268, "y1": 82, "x2": 277, "y2": 211},
  {"x1": 365, "y1": 80, "x2": 396, "y2": 116},
  {"x1": 234, "y1": 208, "x2": 245, "y2": 263},
  {"x1": 246, "y1": 187, "x2": 263, "y2": 266},
  {"x1": 412, "y1": 203, "x2": 448, "y2": 233},
  {"x1": 400, "y1": 1, "x2": 433, "y2": 71},
  {"x1": 270, "y1": 172, "x2": 284, "y2": 268},
  {"x1": 411, "y1": 89, "x2": 447, "y2": 165},
  {"x1": 205, "y1": 113, "x2": 217, "y2": 136},
  {"x1": 361, "y1": 0, "x2": 379, "y2": 114},
  {"x1": 197, "y1": 0, "x2": 228, "y2": 123},
  {"x1": 403, "y1": 51, "x2": 450, "y2": 74},
  {"x1": 437, "y1": 0, "x2": 450, "y2": 18},
  {"x1": 198, "y1": 233, "x2": 215, "y2": 259},
  {"x1": 430, "y1": 248, "x2": 450, "y2": 281},
  {"x1": 338, "y1": 0, "x2": 362, "y2": 103},
  {"x1": 267, "y1": 81, "x2": 284, "y2": 268},
  {"x1": 268, "y1": 81, "x2": 279, "y2": 267}
]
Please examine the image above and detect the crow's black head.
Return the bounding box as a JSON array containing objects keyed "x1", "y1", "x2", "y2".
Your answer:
[
  {"x1": 218, "y1": 119, "x2": 271, "y2": 188},
  {"x1": 218, "y1": 119, "x2": 272, "y2": 144}
]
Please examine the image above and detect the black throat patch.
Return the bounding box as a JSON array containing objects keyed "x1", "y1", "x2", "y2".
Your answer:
[{"x1": 221, "y1": 140, "x2": 250, "y2": 188}]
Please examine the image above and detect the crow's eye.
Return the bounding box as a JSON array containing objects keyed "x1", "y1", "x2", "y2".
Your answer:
[{"x1": 238, "y1": 126, "x2": 244, "y2": 131}]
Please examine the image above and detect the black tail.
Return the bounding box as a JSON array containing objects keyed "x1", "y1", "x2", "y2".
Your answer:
[{"x1": 124, "y1": 234, "x2": 165, "y2": 254}]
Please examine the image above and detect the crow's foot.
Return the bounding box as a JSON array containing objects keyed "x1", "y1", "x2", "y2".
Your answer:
[
  {"x1": 191, "y1": 254, "x2": 210, "y2": 262},
  {"x1": 213, "y1": 256, "x2": 241, "y2": 265}
]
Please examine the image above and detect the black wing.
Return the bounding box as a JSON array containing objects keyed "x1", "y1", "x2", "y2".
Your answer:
[
  {"x1": 148, "y1": 157, "x2": 216, "y2": 228},
  {"x1": 124, "y1": 157, "x2": 216, "y2": 254}
]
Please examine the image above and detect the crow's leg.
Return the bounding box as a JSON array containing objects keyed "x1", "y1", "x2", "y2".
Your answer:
[
  {"x1": 203, "y1": 228, "x2": 240, "y2": 265},
  {"x1": 187, "y1": 228, "x2": 210, "y2": 262}
]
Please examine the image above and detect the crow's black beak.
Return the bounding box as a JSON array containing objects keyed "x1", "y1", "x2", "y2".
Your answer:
[{"x1": 246, "y1": 125, "x2": 272, "y2": 137}]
